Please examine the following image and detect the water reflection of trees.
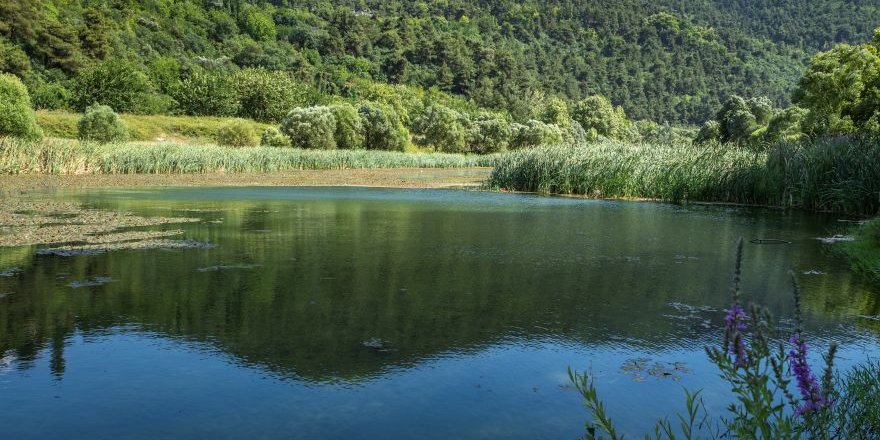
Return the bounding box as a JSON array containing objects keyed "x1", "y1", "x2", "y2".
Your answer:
[{"x1": 1, "y1": 194, "x2": 877, "y2": 381}]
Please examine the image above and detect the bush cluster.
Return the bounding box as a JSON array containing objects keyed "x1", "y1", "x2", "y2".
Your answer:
[
  {"x1": 260, "y1": 97, "x2": 645, "y2": 154},
  {"x1": 0, "y1": 73, "x2": 42, "y2": 140},
  {"x1": 77, "y1": 105, "x2": 126, "y2": 143},
  {"x1": 173, "y1": 69, "x2": 240, "y2": 117},
  {"x1": 280, "y1": 106, "x2": 337, "y2": 150},
  {"x1": 74, "y1": 60, "x2": 165, "y2": 114},
  {"x1": 260, "y1": 127, "x2": 291, "y2": 147},
  {"x1": 216, "y1": 119, "x2": 258, "y2": 147},
  {"x1": 233, "y1": 69, "x2": 314, "y2": 123},
  {"x1": 275, "y1": 102, "x2": 409, "y2": 151}
]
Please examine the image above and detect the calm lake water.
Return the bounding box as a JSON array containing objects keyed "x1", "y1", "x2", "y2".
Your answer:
[{"x1": 1, "y1": 187, "x2": 879, "y2": 439}]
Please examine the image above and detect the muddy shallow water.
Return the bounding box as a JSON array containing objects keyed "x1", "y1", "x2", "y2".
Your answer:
[{"x1": 0, "y1": 186, "x2": 878, "y2": 439}]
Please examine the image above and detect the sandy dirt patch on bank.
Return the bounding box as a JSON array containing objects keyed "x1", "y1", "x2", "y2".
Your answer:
[{"x1": 0, "y1": 168, "x2": 491, "y2": 194}]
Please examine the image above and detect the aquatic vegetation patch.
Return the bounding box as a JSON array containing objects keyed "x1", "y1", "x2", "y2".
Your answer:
[
  {"x1": 620, "y1": 358, "x2": 691, "y2": 382},
  {"x1": 196, "y1": 264, "x2": 261, "y2": 272},
  {"x1": 362, "y1": 338, "x2": 395, "y2": 352},
  {"x1": 40, "y1": 239, "x2": 215, "y2": 257},
  {"x1": 68, "y1": 277, "x2": 116, "y2": 288},
  {"x1": 0, "y1": 198, "x2": 199, "y2": 248},
  {"x1": 0, "y1": 267, "x2": 22, "y2": 277}
]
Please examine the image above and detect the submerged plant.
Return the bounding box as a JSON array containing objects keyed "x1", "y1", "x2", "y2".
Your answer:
[{"x1": 570, "y1": 239, "x2": 851, "y2": 439}]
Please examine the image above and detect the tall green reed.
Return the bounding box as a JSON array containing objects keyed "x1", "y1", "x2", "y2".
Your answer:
[
  {"x1": 490, "y1": 137, "x2": 880, "y2": 215},
  {"x1": 0, "y1": 137, "x2": 497, "y2": 174}
]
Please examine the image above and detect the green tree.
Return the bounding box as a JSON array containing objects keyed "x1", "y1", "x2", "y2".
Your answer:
[
  {"x1": 74, "y1": 60, "x2": 159, "y2": 114},
  {"x1": 714, "y1": 95, "x2": 775, "y2": 143},
  {"x1": 79, "y1": 8, "x2": 111, "y2": 60},
  {"x1": 173, "y1": 69, "x2": 239, "y2": 117},
  {"x1": 216, "y1": 119, "x2": 258, "y2": 147},
  {"x1": 260, "y1": 127, "x2": 290, "y2": 147},
  {"x1": 0, "y1": 37, "x2": 31, "y2": 77},
  {"x1": 509, "y1": 120, "x2": 563, "y2": 149},
  {"x1": 280, "y1": 106, "x2": 337, "y2": 150},
  {"x1": 414, "y1": 104, "x2": 467, "y2": 153},
  {"x1": 146, "y1": 56, "x2": 182, "y2": 96},
  {"x1": 541, "y1": 97, "x2": 571, "y2": 128},
  {"x1": 233, "y1": 69, "x2": 310, "y2": 123},
  {"x1": 240, "y1": 7, "x2": 276, "y2": 42},
  {"x1": 694, "y1": 120, "x2": 721, "y2": 144},
  {"x1": 328, "y1": 103, "x2": 364, "y2": 150},
  {"x1": 77, "y1": 104, "x2": 126, "y2": 143},
  {"x1": 30, "y1": 81, "x2": 71, "y2": 110},
  {"x1": 571, "y1": 95, "x2": 628, "y2": 140},
  {"x1": 208, "y1": 9, "x2": 239, "y2": 41},
  {"x1": 0, "y1": 73, "x2": 41, "y2": 139},
  {"x1": 466, "y1": 112, "x2": 512, "y2": 154},
  {"x1": 764, "y1": 107, "x2": 808, "y2": 142},
  {"x1": 359, "y1": 103, "x2": 408, "y2": 151},
  {"x1": 793, "y1": 35, "x2": 880, "y2": 136}
]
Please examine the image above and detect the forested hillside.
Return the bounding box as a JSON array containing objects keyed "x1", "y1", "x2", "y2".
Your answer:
[{"x1": 1, "y1": 0, "x2": 876, "y2": 123}]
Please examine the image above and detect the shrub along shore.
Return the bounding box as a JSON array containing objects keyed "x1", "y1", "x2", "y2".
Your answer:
[
  {"x1": 841, "y1": 218, "x2": 880, "y2": 284},
  {"x1": 489, "y1": 137, "x2": 880, "y2": 216}
]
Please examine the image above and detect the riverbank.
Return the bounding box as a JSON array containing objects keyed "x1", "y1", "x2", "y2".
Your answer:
[{"x1": 0, "y1": 168, "x2": 491, "y2": 194}]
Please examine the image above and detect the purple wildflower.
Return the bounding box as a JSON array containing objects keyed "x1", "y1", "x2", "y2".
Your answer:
[
  {"x1": 788, "y1": 333, "x2": 830, "y2": 415},
  {"x1": 724, "y1": 304, "x2": 748, "y2": 332},
  {"x1": 724, "y1": 304, "x2": 749, "y2": 368}
]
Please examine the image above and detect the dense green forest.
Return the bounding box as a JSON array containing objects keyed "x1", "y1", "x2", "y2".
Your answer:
[{"x1": 1, "y1": 0, "x2": 877, "y2": 125}]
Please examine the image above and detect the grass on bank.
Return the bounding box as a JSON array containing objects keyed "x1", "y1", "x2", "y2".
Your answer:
[
  {"x1": 0, "y1": 137, "x2": 497, "y2": 174},
  {"x1": 489, "y1": 137, "x2": 880, "y2": 215},
  {"x1": 36, "y1": 110, "x2": 272, "y2": 144},
  {"x1": 841, "y1": 218, "x2": 880, "y2": 283}
]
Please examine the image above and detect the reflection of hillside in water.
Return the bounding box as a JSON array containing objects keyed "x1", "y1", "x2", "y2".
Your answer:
[{"x1": 1, "y1": 188, "x2": 877, "y2": 381}]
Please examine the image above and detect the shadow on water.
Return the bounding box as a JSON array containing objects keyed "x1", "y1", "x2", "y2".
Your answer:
[{"x1": 0, "y1": 187, "x2": 878, "y2": 438}]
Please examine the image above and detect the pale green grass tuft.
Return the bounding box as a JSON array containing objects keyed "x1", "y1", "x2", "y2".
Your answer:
[{"x1": 0, "y1": 138, "x2": 497, "y2": 174}]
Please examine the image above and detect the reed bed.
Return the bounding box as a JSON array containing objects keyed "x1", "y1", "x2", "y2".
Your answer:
[
  {"x1": 490, "y1": 137, "x2": 880, "y2": 215},
  {"x1": 842, "y1": 218, "x2": 880, "y2": 283},
  {"x1": 0, "y1": 138, "x2": 497, "y2": 174}
]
